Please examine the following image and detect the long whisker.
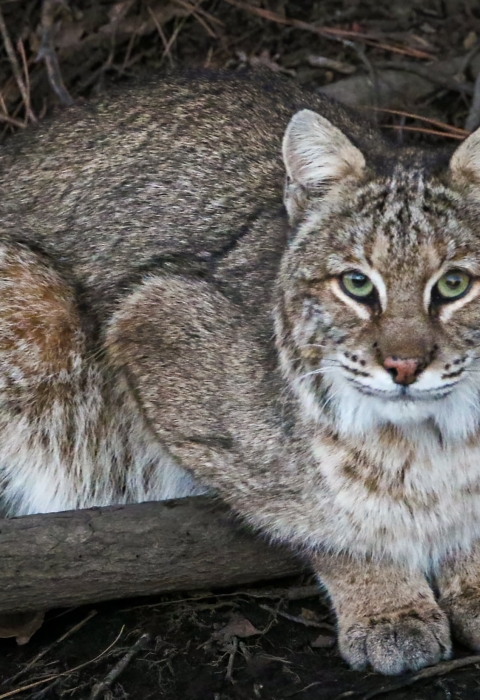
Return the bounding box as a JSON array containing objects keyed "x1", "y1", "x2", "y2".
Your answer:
[
  {"x1": 297, "y1": 367, "x2": 340, "y2": 381},
  {"x1": 320, "y1": 386, "x2": 342, "y2": 411}
]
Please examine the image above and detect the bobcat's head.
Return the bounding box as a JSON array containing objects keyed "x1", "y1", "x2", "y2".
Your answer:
[{"x1": 275, "y1": 109, "x2": 480, "y2": 443}]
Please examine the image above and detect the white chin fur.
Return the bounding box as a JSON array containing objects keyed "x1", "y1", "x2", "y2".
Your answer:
[{"x1": 300, "y1": 372, "x2": 480, "y2": 443}]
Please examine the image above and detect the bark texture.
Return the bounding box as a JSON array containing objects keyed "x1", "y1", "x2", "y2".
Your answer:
[{"x1": 0, "y1": 497, "x2": 304, "y2": 613}]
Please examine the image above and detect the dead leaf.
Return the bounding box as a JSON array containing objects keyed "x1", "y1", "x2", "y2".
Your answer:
[
  {"x1": 213, "y1": 614, "x2": 260, "y2": 642},
  {"x1": 311, "y1": 634, "x2": 336, "y2": 649},
  {"x1": 0, "y1": 611, "x2": 45, "y2": 645},
  {"x1": 53, "y1": 22, "x2": 85, "y2": 49},
  {"x1": 464, "y1": 31, "x2": 478, "y2": 50},
  {"x1": 300, "y1": 608, "x2": 322, "y2": 622}
]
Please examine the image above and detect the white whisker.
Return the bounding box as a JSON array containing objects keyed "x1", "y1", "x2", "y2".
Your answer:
[{"x1": 298, "y1": 367, "x2": 340, "y2": 381}]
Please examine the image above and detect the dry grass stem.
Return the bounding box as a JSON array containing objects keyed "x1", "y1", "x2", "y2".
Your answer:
[
  {"x1": 381, "y1": 124, "x2": 465, "y2": 139},
  {"x1": 0, "y1": 626, "x2": 125, "y2": 700},
  {"x1": 3, "y1": 610, "x2": 98, "y2": 687},
  {"x1": 372, "y1": 108, "x2": 468, "y2": 135}
]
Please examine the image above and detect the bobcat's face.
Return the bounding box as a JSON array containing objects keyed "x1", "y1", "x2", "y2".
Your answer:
[{"x1": 276, "y1": 110, "x2": 480, "y2": 441}]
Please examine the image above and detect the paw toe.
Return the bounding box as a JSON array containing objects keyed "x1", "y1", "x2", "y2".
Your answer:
[{"x1": 339, "y1": 609, "x2": 451, "y2": 675}]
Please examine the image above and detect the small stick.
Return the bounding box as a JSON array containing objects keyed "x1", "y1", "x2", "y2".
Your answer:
[
  {"x1": 0, "y1": 8, "x2": 36, "y2": 123},
  {"x1": 120, "y1": 584, "x2": 321, "y2": 612},
  {"x1": 286, "y1": 681, "x2": 325, "y2": 698},
  {"x1": 0, "y1": 114, "x2": 26, "y2": 129},
  {"x1": 89, "y1": 632, "x2": 151, "y2": 700},
  {"x1": 15, "y1": 39, "x2": 32, "y2": 125},
  {"x1": 3, "y1": 610, "x2": 97, "y2": 686},
  {"x1": 147, "y1": 5, "x2": 173, "y2": 66},
  {"x1": 260, "y1": 604, "x2": 335, "y2": 631},
  {"x1": 29, "y1": 679, "x2": 62, "y2": 700},
  {"x1": 37, "y1": 0, "x2": 73, "y2": 106},
  {"x1": 172, "y1": 0, "x2": 218, "y2": 38},
  {"x1": 225, "y1": 636, "x2": 238, "y2": 683},
  {"x1": 358, "y1": 653, "x2": 480, "y2": 699}
]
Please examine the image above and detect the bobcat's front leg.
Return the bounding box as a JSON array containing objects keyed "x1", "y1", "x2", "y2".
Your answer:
[
  {"x1": 314, "y1": 552, "x2": 451, "y2": 675},
  {"x1": 437, "y1": 542, "x2": 480, "y2": 649}
]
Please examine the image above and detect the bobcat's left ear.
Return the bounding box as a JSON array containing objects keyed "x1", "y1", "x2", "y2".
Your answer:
[
  {"x1": 450, "y1": 127, "x2": 480, "y2": 185},
  {"x1": 282, "y1": 109, "x2": 366, "y2": 223}
]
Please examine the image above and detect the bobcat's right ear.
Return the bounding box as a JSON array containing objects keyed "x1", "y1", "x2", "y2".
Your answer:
[
  {"x1": 282, "y1": 109, "x2": 365, "y2": 223},
  {"x1": 449, "y1": 126, "x2": 480, "y2": 187}
]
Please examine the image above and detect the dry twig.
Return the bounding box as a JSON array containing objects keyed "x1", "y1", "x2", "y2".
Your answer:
[
  {"x1": 222, "y1": 0, "x2": 434, "y2": 60},
  {"x1": 372, "y1": 108, "x2": 468, "y2": 136},
  {"x1": 260, "y1": 604, "x2": 335, "y2": 631},
  {"x1": 89, "y1": 632, "x2": 151, "y2": 700},
  {"x1": 147, "y1": 5, "x2": 174, "y2": 66},
  {"x1": 225, "y1": 636, "x2": 238, "y2": 683},
  {"x1": 0, "y1": 7, "x2": 36, "y2": 123},
  {"x1": 120, "y1": 584, "x2": 321, "y2": 613},
  {"x1": 37, "y1": 0, "x2": 73, "y2": 106},
  {"x1": 361, "y1": 654, "x2": 480, "y2": 698},
  {"x1": 332, "y1": 654, "x2": 480, "y2": 700}
]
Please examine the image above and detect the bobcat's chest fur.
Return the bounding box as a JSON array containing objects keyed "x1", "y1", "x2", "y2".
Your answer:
[{"x1": 308, "y1": 424, "x2": 480, "y2": 568}]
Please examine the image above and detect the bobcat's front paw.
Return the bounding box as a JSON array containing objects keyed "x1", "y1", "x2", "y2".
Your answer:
[
  {"x1": 338, "y1": 606, "x2": 452, "y2": 675},
  {"x1": 441, "y1": 590, "x2": 480, "y2": 650}
]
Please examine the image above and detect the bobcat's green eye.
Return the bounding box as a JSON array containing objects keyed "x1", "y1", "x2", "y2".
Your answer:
[
  {"x1": 434, "y1": 270, "x2": 472, "y2": 301},
  {"x1": 340, "y1": 271, "x2": 375, "y2": 300}
]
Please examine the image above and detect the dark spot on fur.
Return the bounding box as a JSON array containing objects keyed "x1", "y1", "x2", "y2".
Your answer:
[{"x1": 442, "y1": 369, "x2": 464, "y2": 379}]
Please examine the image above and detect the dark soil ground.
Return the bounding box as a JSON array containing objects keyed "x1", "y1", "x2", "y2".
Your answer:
[
  {"x1": 3, "y1": 578, "x2": 480, "y2": 700},
  {"x1": 2, "y1": 1, "x2": 480, "y2": 698}
]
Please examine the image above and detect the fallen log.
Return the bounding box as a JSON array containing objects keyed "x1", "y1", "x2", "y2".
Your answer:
[{"x1": 0, "y1": 497, "x2": 305, "y2": 614}]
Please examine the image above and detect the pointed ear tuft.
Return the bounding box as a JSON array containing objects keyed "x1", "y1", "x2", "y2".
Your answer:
[
  {"x1": 450, "y1": 127, "x2": 480, "y2": 185},
  {"x1": 282, "y1": 110, "x2": 366, "y2": 222}
]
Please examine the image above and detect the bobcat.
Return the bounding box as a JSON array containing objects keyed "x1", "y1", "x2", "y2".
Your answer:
[{"x1": 2, "y1": 69, "x2": 480, "y2": 674}]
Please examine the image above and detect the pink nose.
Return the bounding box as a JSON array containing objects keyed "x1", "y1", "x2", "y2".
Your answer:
[{"x1": 383, "y1": 356, "x2": 423, "y2": 386}]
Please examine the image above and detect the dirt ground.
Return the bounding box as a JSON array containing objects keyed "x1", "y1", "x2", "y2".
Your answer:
[
  {"x1": 3, "y1": 578, "x2": 480, "y2": 700},
  {"x1": 2, "y1": 1, "x2": 480, "y2": 698}
]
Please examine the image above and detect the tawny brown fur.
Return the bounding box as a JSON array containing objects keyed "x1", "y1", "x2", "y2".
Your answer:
[{"x1": 3, "y1": 70, "x2": 480, "y2": 675}]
